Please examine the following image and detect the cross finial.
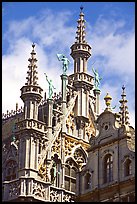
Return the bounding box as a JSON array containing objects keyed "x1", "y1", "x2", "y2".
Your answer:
[
  {"x1": 122, "y1": 85, "x2": 125, "y2": 91},
  {"x1": 80, "y1": 5, "x2": 83, "y2": 12},
  {"x1": 32, "y1": 42, "x2": 35, "y2": 49}
]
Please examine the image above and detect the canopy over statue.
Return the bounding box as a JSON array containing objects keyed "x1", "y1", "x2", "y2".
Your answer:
[
  {"x1": 92, "y1": 67, "x2": 102, "y2": 90},
  {"x1": 44, "y1": 73, "x2": 56, "y2": 99},
  {"x1": 57, "y1": 54, "x2": 70, "y2": 75}
]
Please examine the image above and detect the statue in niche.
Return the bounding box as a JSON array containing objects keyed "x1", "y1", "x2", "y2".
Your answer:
[
  {"x1": 44, "y1": 73, "x2": 56, "y2": 99},
  {"x1": 57, "y1": 54, "x2": 70, "y2": 75},
  {"x1": 50, "y1": 162, "x2": 56, "y2": 183}
]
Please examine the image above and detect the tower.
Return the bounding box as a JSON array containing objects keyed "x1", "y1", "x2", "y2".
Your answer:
[
  {"x1": 11, "y1": 44, "x2": 48, "y2": 201},
  {"x1": 2, "y1": 7, "x2": 134, "y2": 203},
  {"x1": 69, "y1": 7, "x2": 95, "y2": 139}
]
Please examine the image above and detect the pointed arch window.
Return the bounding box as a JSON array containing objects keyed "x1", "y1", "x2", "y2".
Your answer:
[
  {"x1": 65, "y1": 158, "x2": 78, "y2": 193},
  {"x1": 104, "y1": 154, "x2": 113, "y2": 183},
  {"x1": 124, "y1": 159, "x2": 132, "y2": 177}
]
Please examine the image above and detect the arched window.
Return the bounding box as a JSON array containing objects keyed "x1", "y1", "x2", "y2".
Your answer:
[
  {"x1": 85, "y1": 172, "x2": 91, "y2": 189},
  {"x1": 65, "y1": 158, "x2": 78, "y2": 193},
  {"x1": 5, "y1": 160, "x2": 17, "y2": 181},
  {"x1": 104, "y1": 154, "x2": 113, "y2": 183},
  {"x1": 124, "y1": 159, "x2": 132, "y2": 177}
]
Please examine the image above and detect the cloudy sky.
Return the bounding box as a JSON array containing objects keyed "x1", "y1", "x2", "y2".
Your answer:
[{"x1": 2, "y1": 2, "x2": 135, "y2": 127}]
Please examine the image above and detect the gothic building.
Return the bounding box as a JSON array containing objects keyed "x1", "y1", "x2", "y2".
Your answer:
[{"x1": 2, "y1": 8, "x2": 135, "y2": 202}]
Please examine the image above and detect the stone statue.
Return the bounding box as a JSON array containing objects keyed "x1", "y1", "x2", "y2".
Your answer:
[
  {"x1": 57, "y1": 54, "x2": 70, "y2": 75},
  {"x1": 92, "y1": 67, "x2": 102, "y2": 89},
  {"x1": 50, "y1": 162, "x2": 56, "y2": 183},
  {"x1": 44, "y1": 73, "x2": 55, "y2": 99}
]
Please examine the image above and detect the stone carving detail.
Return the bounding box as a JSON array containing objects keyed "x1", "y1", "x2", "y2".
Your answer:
[
  {"x1": 38, "y1": 163, "x2": 47, "y2": 181},
  {"x1": 33, "y1": 181, "x2": 45, "y2": 199},
  {"x1": 65, "y1": 138, "x2": 79, "y2": 157},
  {"x1": 38, "y1": 140, "x2": 49, "y2": 165},
  {"x1": 74, "y1": 149, "x2": 85, "y2": 163},
  {"x1": 66, "y1": 112, "x2": 75, "y2": 134},
  {"x1": 9, "y1": 180, "x2": 20, "y2": 197},
  {"x1": 74, "y1": 148, "x2": 86, "y2": 169},
  {"x1": 51, "y1": 133, "x2": 61, "y2": 155},
  {"x1": 63, "y1": 193, "x2": 73, "y2": 202},
  {"x1": 50, "y1": 189, "x2": 60, "y2": 202},
  {"x1": 85, "y1": 123, "x2": 93, "y2": 139}
]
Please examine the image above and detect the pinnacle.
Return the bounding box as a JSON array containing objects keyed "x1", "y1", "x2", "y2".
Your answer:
[{"x1": 25, "y1": 44, "x2": 39, "y2": 86}]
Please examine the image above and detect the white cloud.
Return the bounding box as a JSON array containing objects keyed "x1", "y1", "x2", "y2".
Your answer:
[
  {"x1": 2, "y1": 9, "x2": 75, "y2": 114},
  {"x1": 2, "y1": 8, "x2": 135, "y2": 128},
  {"x1": 86, "y1": 15, "x2": 135, "y2": 127}
]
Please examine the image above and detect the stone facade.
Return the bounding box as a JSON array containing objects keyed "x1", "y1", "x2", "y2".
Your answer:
[
  {"x1": 2, "y1": 8, "x2": 135, "y2": 202},
  {"x1": 76, "y1": 109, "x2": 135, "y2": 202}
]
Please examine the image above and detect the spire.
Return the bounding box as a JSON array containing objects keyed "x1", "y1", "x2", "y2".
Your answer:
[
  {"x1": 70, "y1": 7, "x2": 91, "y2": 73},
  {"x1": 25, "y1": 43, "x2": 38, "y2": 86},
  {"x1": 75, "y1": 6, "x2": 86, "y2": 44},
  {"x1": 119, "y1": 85, "x2": 130, "y2": 126},
  {"x1": 20, "y1": 43, "x2": 43, "y2": 120}
]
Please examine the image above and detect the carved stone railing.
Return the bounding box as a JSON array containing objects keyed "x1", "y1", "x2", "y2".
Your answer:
[
  {"x1": 2, "y1": 106, "x2": 24, "y2": 120},
  {"x1": 68, "y1": 73, "x2": 94, "y2": 87},
  {"x1": 21, "y1": 85, "x2": 43, "y2": 95},
  {"x1": 3, "y1": 178, "x2": 50, "y2": 202},
  {"x1": 15, "y1": 119, "x2": 47, "y2": 133},
  {"x1": 3, "y1": 178, "x2": 76, "y2": 202},
  {"x1": 71, "y1": 43, "x2": 91, "y2": 53},
  {"x1": 3, "y1": 179, "x2": 21, "y2": 201},
  {"x1": 50, "y1": 186, "x2": 75, "y2": 202}
]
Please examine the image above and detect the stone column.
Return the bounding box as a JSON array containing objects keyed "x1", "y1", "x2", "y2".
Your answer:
[
  {"x1": 61, "y1": 74, "x2": 67, "y2": 133},
  {"x1": 61, "y1": 133, "x2": 65, "y2": 188},
  {"x1": 94, "y1": 89, "x2": 101, "y2": 116},
  {"x1": 47, "y1": 98, "x2": 53, "y2": 140},
  {"x1": 60, "y1": 74, "x2": 67, "y2": 189}
]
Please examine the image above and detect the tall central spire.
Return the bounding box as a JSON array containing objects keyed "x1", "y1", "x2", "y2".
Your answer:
[
  {"x1": 75, "y1": 6, "x2": 86, "y2": 44},
  {"x1": 70, "y1": 7, "x2": 91, "y2": 73}
]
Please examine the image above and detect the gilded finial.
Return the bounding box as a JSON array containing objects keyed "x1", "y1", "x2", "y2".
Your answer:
[{"x1": 104, "y1": 93, "x2": 112, "y2": 110}]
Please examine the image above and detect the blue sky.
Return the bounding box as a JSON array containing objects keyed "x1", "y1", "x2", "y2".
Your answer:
[{"x1": 2, "y1": 2, "x2": 135, "y2": 127}]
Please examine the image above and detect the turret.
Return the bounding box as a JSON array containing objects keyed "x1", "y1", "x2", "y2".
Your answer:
[{"x1": 20, "y1": 43, "x2": 43, "y2": 120}]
